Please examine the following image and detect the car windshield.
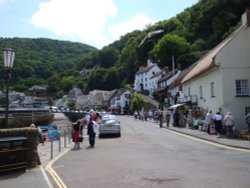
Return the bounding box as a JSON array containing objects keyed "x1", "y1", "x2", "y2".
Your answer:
[
  {"x1": 102, "y1": 119, "x2": 116, "y2": 124},
  {"x1": 102, "y1": 115, "x2": 115, "y2": 120}
]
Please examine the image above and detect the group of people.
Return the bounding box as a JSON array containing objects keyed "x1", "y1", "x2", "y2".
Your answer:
[
  {"x1": 133, "y1": 110, "x2": 163, "y2": 123},
  {"x1": 205, "y1": 111, "x2": 235, "y2": 138},
  {"x1": 71, "y1": 110, "x2": 101, "y2": 149}
]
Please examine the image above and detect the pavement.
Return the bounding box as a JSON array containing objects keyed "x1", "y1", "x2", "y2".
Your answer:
[{"x1": 1, "y1": 117, "x2": 250, "y2": 188}]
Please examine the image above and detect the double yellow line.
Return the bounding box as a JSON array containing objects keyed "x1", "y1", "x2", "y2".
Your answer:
[{"x1": 45, "y1": 148, "x2": 70, "y2": 188}]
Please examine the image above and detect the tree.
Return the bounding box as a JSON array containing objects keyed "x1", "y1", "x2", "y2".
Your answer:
[
  {"x1": 130, "y1": 93, "x2": 148, "y2": 112},
  {"x1": 150, "y1": 34, "x2": 190, "y2": 69},
  {"x1": 46, "y1": 73, "x2": 61, "y2": 97},
  {"x1": 61, "y1": 76, "x2": 76, "y2": 92},
  {"x1": 119, "y1": 39, "x2": 139, "y2": 84}
]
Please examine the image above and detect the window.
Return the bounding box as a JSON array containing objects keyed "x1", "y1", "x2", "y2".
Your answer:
[
  {"x1": 199, "y1": 86, "x2": 203, "y2": 99},
  {"x1": 125, "y1": 94, "x2": 131, "y2": 99},
  {"x1": 188, "y1": 87, "x2": 191, "y2": 96},
  {"x1": 210, "y1": 82, "x2": 215, "y2": 97},
  {"x1": 236, "y1": 80, "x2": 249, "y2": 96}
]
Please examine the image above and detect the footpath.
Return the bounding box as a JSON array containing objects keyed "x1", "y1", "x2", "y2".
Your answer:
[{"x1": 1, "y1": 116, "x2": 250, "y2": 188}]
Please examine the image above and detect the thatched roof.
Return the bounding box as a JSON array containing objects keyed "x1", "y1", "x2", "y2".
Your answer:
[{"x1": 181, "y1": 26, "x2": 243, "y2": 84}]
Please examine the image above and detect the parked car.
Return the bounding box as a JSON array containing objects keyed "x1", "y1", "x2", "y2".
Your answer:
[
  {"x1": 39, "y1": 124, "x2": 60, "y2": 140},
  {"x1": 99, "y1": 114, "x2": 121, "y2": 137}
]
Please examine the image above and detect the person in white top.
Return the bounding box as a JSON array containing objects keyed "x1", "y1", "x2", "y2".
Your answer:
[
  {"x1": 224, "y1": 112, "x2": 234, "y2": 138},
  {"x1": 205, "y1": 110, "x2": 213, "y2": 134},
  {"x1": 213, "y1": 112, "x2": 223, "y2": 137}
]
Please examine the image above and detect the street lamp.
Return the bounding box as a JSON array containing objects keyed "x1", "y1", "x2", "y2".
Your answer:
[{"x1": 3, "y1": 48, "x2": 15, "y2": 128}]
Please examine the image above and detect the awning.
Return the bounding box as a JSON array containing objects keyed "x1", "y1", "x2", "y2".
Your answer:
[
  {"x1": 108, "y1": 106, "x2": 120, "y2": 110},
  {"x1": 168, "y1": 103, "x2": 185, "y2": 109}
]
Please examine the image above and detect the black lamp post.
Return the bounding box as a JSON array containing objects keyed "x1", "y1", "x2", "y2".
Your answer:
[{"x1": 3, "y1": 48, "x2": 15, "y2": 128}]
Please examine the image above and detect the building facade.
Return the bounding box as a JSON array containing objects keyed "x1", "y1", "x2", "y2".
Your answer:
[{"x1": 181, "y1": 11, "x2": 250, "y2": 130}]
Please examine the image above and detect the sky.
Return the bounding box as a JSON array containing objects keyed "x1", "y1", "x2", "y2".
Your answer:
[{"x1": 0, "y1": 0, "x2": 198, "y2": 49}]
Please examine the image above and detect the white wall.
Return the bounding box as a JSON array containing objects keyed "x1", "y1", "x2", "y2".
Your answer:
[
  {"x1": 182, "y1": 69, "x2": 223, "y2": 114},
  {"x1": 134, "y1": 65, "x2": 161, "y2": 91},
  {"x1": 215, "y1": 26, "x2": 250, "y2": 129}
]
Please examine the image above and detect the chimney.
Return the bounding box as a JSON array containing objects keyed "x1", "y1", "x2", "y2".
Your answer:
[
  {"x1": 242, "y1": 8, "x2": 250, "y2": 27},
  {"x1": 147, "y1": 59, "x2": 153, "y2": 66}
]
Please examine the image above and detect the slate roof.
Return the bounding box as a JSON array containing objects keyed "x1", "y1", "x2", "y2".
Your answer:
[
  {"x1": 136, "y1": 65, "x2": 155, "y2": 75},
  {"x1": 149, "y1": 70, "x2": 165, "y2": 79}
]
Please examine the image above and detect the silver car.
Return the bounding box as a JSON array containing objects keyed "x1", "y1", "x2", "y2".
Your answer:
[{"x1": 99, "y1": 114, "x2": 121, "y2": 137}]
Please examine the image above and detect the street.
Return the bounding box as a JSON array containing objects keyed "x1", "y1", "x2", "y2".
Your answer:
[{"x1": 53, "y1": 115, "x2": 250, "y2": 188}]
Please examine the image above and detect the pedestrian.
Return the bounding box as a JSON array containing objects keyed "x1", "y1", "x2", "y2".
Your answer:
[
  {"x1": 173, "y1": 110, "x2": 179, "y2": 127},
  {"x1": 213, "y1": 112, "x2": 223, "y2": 138},
  {"x1": 134, "y1": 111, "x2": 138, "y2": 120},
  {"x1": 158, "y1": 110, "x2": 163, "y2": 128},
  {"x1": 148, "y1": 110, "x2": 153, "y2": 121},
  {"x1": 166, "y1": 111, "x2": 171, "y2": 127},
  {"x1": 245, "y1": 112, "x2": 250, "y2": 135},
  {"x1": 72, "y1": 120, "x2": 83, "y2": 149},
  {"x1": 87, "y1": 117, "x2": 98, "y2": 148},
  {"x1": 144, "y1": 111, "x2": 148, "y2": 121},
  {"x1": 224, "y1": 112, "x2": 234, "y2": 138},
  {"x1": 205, "y1": 110, "x2": 213, "y2": 134}
]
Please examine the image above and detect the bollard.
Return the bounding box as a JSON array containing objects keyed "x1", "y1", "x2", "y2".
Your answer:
[
  {"x1": 50, "y1": 138, "x2": 53, "y2": 160},
  {"x1": 64, "y1": 130, "x2": 66, "y2": 148},
  {"x1": 68, "y1": 128, "x2": 71, "y2": 144},
  {"x1": 58, "y1": 132, "x2": 61, "y2": 152}
]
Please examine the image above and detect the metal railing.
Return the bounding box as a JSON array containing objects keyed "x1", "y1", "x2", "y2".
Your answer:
[{"x1": 38, "y1": 125, "x2": 72, "y2": 164}]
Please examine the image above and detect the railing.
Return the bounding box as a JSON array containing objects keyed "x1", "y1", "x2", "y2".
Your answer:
[{"x1": 38, "y1": 125, "x2": 72, "y2": 164}]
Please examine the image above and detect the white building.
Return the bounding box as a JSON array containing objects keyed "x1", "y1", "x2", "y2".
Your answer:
[
  {"x1": 181, "y1": 10, "x2": 250, "y2": 130},
  {"x1": 110, "y1": 88, "x2": 133, "y2": 114},
  {"x1": 134, "y1": 59, "x2": 161, "y2": 92}
]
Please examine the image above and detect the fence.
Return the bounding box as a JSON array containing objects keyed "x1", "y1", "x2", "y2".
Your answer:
[{"x1": 38, "y1": 125, "x2": 72, "y2": 164}]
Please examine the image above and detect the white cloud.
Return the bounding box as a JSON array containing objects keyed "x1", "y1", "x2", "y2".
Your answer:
[
  {"x1": 30, "y1": 0, "x2": 118, "y2": 48},
  {"x1": 108, "y1": 13, "x2": 155, "y2": 40}
]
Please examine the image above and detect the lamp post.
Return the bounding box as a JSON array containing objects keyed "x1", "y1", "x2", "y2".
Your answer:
[{"x1": 3, "y1": 48, "x2": 15, "y2": 128}]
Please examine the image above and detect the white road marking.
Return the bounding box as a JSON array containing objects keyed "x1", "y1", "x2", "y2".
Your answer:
[{"x1": 40, "y1": 165, "x2": 54, "y2": 188}]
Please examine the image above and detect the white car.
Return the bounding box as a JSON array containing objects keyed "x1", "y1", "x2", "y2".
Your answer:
[{"x1": 99, "y1": 114, "x2": 121, "y2": 137}]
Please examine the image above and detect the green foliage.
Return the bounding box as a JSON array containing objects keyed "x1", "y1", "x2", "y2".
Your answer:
[
  {"x1": 130, "y1": 92, "x2": 148, "y2": 112},
  {"x1": 61, "y1": 76, "x2": 76, "y2": 92},
  {"x1": 92, "y1": 46, "x2": 119, "y2": 68},
  {"x1": 46, "y1": 73, "x2": 61, "y2": 97},
  {"x1": 0, "y1": 37, "x2": 96, "y2": 97},
  {"x1": 67, "y1": 101, "x2": 76, "y2": 109},
  {"x1": 150, "y1": 34, "x2": 190, "y2": 69},
  {"x1": 1, "y1": 0, "x2": 249, "y2": 98}
]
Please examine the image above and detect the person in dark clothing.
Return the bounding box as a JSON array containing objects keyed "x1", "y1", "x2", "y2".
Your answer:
[
  {"x1": 87, "y1": 117, "x2": 97, "y2": 148},
  {"x1": 158, "y1": 111, "x2": 163, "y2": 128},
  {"x1": 173, "y1": 110, "x2": 179, "y2": 127},
  {"x1": 214, "y1": 112, "x2": 223, "y2": 138}
]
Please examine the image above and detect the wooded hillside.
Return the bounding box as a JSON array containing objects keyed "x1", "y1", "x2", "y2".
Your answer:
[{"x1": 1, "y1": 0, "x2": 249, "y2": 99}]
